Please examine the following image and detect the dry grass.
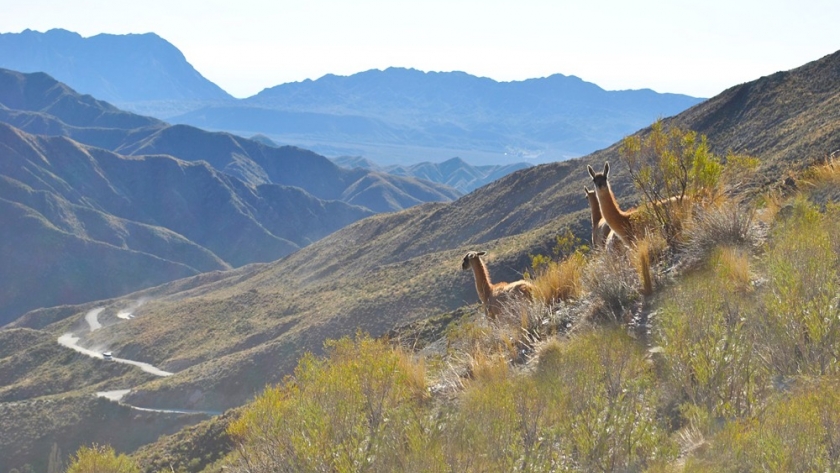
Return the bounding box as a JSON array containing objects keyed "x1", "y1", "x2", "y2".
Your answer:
[
  {"x1": 530, "y1": 250, "x2": 586, "y2": 305},
  {"x1": 679, "y1": 198, "x2": 763, "y2": 270},
  {"x1": 710, "y1": 246, "x2": 753, "y2": 293},
  {"x1": 584, "y1": 250, "x2": 641, "y2": 322},
  {"x1": 802, "y1": 152, "x2": 840, "y2": 187}
]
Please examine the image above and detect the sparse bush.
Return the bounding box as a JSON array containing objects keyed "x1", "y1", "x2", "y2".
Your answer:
[
  {"x1": 443, "y1": 374, "x2": 554, "y2": 472},
  {"x1": 585, "y1": 250, "x2": 640, "y2": 322},
  {"x1": 442, "y1": 328, "x2": 674, "y2": 472},
  {"x1": 226, "y1": 334, "x2": 429, "y2": 473},
  {"x1": 680, "y1": 198, "x2": 762, "y2": 269},
  {"x1": 657, "y1": 251, "x2": 766, "y2": 428},
  {"x1": 685, "y1": 380, "x2": 840, "y2": 472},
  {"x1": 756, "y1": 197, "x2": 840, "y2": 377},
  {"x1": 65, "y1": 444, "x2": 140, "y2": 473},
  {"x1": 620, "y1": 120, "x2": 723, "y2": 243},
  {"x1": 547, "y1": 329, "x2": 676, "y2": 471}
]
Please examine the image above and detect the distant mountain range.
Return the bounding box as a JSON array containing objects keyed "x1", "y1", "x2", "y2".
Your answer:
[
  {"x1": 173, "y1": 68, "x2": 704, "y2": 165},
  {"x1": 0, "y1": 29, "x2": 705, "y2": 165},
  {"x1": 0, "y1": 68, "x2": 461, "y2": 324},
  {"x1": 333, "y1": 156, "x2": 532, "y2": 193}
]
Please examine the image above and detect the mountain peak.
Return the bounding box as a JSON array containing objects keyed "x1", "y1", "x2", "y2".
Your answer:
[{"x1": 0, "y1": 29, "x2": 233, "y2": 103}]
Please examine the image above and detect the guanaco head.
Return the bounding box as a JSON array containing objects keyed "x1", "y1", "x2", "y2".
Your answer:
[
  {"x1": 584, "y1": 185, "x2": 598, "y2": 202},
  {"x1": 461, "y1": 251, "x2": 487, "y2": 270},
  {"x1": 587, "y1": 162, "x2": 610, "y2": 190}
]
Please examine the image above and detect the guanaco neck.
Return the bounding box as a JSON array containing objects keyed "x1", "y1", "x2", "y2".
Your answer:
[
  {"x1": 595, "y1": 183, "x2": 634, "y2": 242},
  {"x1": 468, "y1": 258, "x2": 495, "y2": 304},
  {"x1": 586, "y1": 192, "x2": 602, "y2": 228},
  {"x1": 586, "y1": 192, "x2": 604, "y2": 245}
]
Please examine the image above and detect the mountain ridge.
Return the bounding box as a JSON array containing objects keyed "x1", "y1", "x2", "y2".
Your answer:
[
  {"x1": 176, "y1": 67, "x2": 704, "y2": 165},
  {"x1": 332, "y1": 155, "x2": 533, "y2": 193},
  {"x1": 0, "y1": 28, "x2": 704, "y2": 166},
  {"x1": 0, "y1": 28, "x2": 232, "y2": 104}
]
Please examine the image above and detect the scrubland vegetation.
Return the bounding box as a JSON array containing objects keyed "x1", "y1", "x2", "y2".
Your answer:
[{"x1": 64, "y1": 125, "x2": 840, "y2": 472}]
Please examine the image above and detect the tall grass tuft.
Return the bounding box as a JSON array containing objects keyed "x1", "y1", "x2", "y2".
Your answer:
[
  {"x1": 679, "y1": 198, "x2": 762, "y2": 270},
  {"x1": 585, "y1": 250, "x2": 641, "y2": 322},
  {"x1": 531, "y1": 250, "x2": 586, "y2": 305}
]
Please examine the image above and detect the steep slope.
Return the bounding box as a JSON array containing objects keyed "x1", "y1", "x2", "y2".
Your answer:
[
  {"x1": 3, "y1": 49, "x2": 838, "y2": 470},
  {"x1": 0, "y1": 29, "x2": 232, "y2": 104},
  {"x1": 0, "y1": 122, "x2": 375, "y2": 324},
  {"x1": 173, "y1": 68, "x2": 704, "y2": 165},
  {"x1": 672, "y1": 49, "x2": 840, "y2": 179}
]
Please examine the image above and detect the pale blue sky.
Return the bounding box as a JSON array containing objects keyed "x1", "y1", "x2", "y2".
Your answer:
[{"x1": 1, "y1": 0, "x2": 838, "y2": 98}]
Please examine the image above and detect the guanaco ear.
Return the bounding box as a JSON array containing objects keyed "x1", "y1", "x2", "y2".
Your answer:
[
  {"x1": 584, "y1": 185, "x2": 591, "y2": 194},
  {"x1": 477, "y1": 251, "x2": 487, "y2": 256},
  {"x1": 587, "y1": 165, "x2": 596, "y2": 179},
  {"x1": 603, "y1": 162, "x2": 610, "y2": 177}
]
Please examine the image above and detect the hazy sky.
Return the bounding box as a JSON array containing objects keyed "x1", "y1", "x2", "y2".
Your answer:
[{"x1": 2, "y1": 0, "x2": 838, "y2": 98}]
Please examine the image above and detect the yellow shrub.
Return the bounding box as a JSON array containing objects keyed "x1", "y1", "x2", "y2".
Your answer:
[
  {"x1": 227, "y1": 334, "x2": 429, "y2": 473},
  {"x1": 66, "y1": 444, "x2": 140, "y2": 473},
  {"x1": 685, "y1": 380, "x2": 840, "y2": 472}
]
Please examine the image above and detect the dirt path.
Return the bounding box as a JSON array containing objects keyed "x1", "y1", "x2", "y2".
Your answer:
[
  {"x1": 57, "y1": 332, "x2": 173, "y2": 376},
  {"x1": 95, "y1": 389, "x2": 221, "y2": 416},
  {"x1": 84, "y1": 307, "x2": 104, "y2": 331}
]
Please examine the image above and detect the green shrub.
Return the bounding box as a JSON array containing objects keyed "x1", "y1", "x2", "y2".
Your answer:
[
  {"x1": 657, "y1": 250, "x2": 766, "y2": 428},
  {"x1": 620, "y1": 120, "x2": 722, "y2": 243},
  {"x1": 227, "y1": 334, "x2": 428, "y2": 473},
  {"x1": 757, "y1": 198, "x2": 840, "y2": 377},
  {"x1": 685, "y1": 380, "x2": 840, "y2": 472}
]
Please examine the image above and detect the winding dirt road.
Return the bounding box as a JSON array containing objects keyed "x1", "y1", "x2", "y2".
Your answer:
[
  {"x1": 53, "y1": 306, "x2": 222, "y2": 415},
  {"x1": 57, "y1": 307, "x2": 173, "y2": 376}
]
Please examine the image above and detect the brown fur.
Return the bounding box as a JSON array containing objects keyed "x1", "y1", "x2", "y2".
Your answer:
[
  {"x1": 462, "y1": 251, "x2": 535, "y2": 319},
  {"x1": 585, "y1": 186, "x2": 613, "y2": 249},
  {"x1": 588, "y1": 162, "x2": 636, "y2": 245}
]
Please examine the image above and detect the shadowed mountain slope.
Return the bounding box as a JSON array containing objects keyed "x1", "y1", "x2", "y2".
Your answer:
[
  {"x1": 671, "y1": 49, "x2": 840, "y2": 179},
  {"x1": 117, "y1": 124, "x2": 462, "y2": 209},
  {"x1": 0, "y1": 68, "x2": 462, "y2": 213},
  {"x1": 0, "y1": 122, "x2": 374, "y2": 324}
]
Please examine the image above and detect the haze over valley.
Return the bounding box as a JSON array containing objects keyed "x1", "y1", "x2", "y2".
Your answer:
[{"x1": 0, "y1": 29, "x2": 703, "y2": 166}]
